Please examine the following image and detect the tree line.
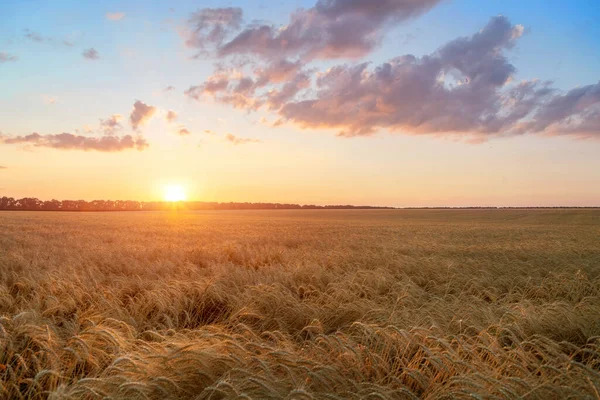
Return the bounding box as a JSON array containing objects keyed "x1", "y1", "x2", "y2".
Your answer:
[{"x1": 0, "y1": 197, "x2": 395, "y2": 211}]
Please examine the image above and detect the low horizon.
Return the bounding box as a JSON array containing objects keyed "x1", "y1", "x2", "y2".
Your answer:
[
  {"x1": 1, "y1": 194, "x2": 599, "y2": 210},
  {"x1": 1, "y1": 0, "x2": 599, "y2": 206}
]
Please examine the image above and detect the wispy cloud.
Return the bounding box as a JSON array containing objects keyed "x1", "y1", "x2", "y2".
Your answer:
[
  {"x1": 0, "y1": 132, "x2": 148, "y2": 152},
  {"x1": 225, "y1": 133, "x2": 261, "y2": 145},
  {"x1": 165, "y1": 110, "x2": 178, "y2": 123},
  {"x1": 0, "y1": 52, "x2": 17, "y2": 63},
  {"x1": 106, "y1": 12, "x2": 125, "y2": 21},
  {"x1": 0, "y1": 166, "x2": 7, "y2": 170},
  {"x1": 82, "y1": 48, "x2": 100, "y2": 60},
  {"x1": 23, "y1": 29, "x2": 77, "y2": 48},
  {"x1": 100, "y1": 114, "x2": 123, "y2": 135},
  {"x1": 24, "y1": 29, "x2": 45, "y2": 42}
]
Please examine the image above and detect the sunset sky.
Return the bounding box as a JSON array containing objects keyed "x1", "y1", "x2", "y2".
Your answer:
[{"x1": 1, "y1": 0, "x2": 599, "y2": 207}]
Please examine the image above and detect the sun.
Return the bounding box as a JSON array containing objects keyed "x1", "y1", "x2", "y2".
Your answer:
[{"x1": 164, "y1": 184, "x2": 187, "y2": 202}]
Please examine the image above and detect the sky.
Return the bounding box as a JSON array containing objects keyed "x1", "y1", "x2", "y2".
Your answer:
[{"x1": 0, "y1": 0, "x2": 599, "y2": 207}]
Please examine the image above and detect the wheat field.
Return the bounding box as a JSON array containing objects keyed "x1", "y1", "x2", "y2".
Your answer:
[{"x1": 0, "y1": 209, "x2": 599, "y2": 399}]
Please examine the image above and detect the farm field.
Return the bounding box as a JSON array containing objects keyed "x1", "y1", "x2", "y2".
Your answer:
[{"x1": 0, "y1": 209, "x2": 599, "y2": 399}]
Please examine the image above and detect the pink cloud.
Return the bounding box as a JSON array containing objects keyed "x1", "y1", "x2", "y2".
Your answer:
[
  {"x1": 130, "y1": 100, "x2": 157, "y2": 130},
  {"x1": 100, "y1": 114, "x2": 123, "y2": 135},
  {"x1": 165, "y1": 110, "x2": 178, "y2": 123},
  {"x1": 0, "y1": 132, "x2": 148, "y2": 152},
  {"x1": 225, "y1": 133, "x2": 261, "y2": 145},
  {"x1": 106, "y1": 12, "x2": 125, "y2": 21},
  {"x1": 177, "y1": 126, "x2": 191, "y2": 136}
]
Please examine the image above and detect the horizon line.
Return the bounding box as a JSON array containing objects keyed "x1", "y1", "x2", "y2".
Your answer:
[{"x1": 0, "y1": 196, "x2": 599, "y2": 210}]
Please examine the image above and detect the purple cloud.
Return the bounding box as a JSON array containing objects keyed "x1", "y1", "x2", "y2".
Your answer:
[
  {"x1": 186, "y1": 15, "x2": 600, "y2": 141},
  {"x1": 215, "y1": 0, "x2": 441, "y2": 61},
  {"x1": 185, "y1": 7, "x2": 243, "y2": 50}
]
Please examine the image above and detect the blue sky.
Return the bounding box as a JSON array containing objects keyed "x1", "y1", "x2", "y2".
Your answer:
[{"x1": 0, "y1": 0, "x2": 599, "y2": 206}]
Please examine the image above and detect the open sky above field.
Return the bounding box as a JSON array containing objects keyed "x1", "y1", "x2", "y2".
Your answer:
[{"x1": 1, "y1": 0, "x2": 599, "y2": 206}]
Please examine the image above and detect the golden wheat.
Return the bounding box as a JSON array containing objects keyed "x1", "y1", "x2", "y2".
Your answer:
[{"x1": 0, "y1": 209, "x2": 599, "y2": 399}]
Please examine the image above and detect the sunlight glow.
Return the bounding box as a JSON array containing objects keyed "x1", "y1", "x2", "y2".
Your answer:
[{"x1": 164, "y1": 185, "x2": 187, "y2": 202}]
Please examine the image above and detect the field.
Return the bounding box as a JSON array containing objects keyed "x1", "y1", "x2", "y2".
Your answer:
[{"x1": 0, "y1": 209, "x2": 599, "y2": 399}]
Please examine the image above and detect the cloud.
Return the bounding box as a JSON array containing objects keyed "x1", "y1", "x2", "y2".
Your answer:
[
  {"x1": 41, "y1": 95, "x2": 58, "y2": 105},
  {"x1": 177, "y1": 126, "x2": 191, "y2": 136},
  {"x1": 130, "y1": 100, "x2": 157, "y2": 130},
  {"x1": 0, "y1": 166, "x2": 6, "y2": 169},
  {"x1": 165, "y1": 110, "x2": 178, "y2": 123},
  {"x1": 278, "y1": 15, "x2": 529, "y2": 137},
  {"x1": 225, "y1": 133, "x2": 261, "y2": 144},
  {"x1": 24, "y1": 29, "x2": 45, "y2": 42},
  {"x1": 23, "y1": 29, "x2": 75, "y2": 48},
  {"x1": 0, "y1": 52, "x2": 17, "y2": 63},
  {"x1": 164, "y1": 85, "x2": 176, "y2": 92},
  {"x1": 100, "y1": 114, "x2": 123, "y2": 135},
  {"x1": 106, "y1": 12, "x2": 125, "y2": 21},
  {"x1": 184, "y1": 7, "x2": 243, "y2": 50},
  {"x1": 519, "y1": 82, "x2": 600, "y2": 137},
  {"x1": 76, "y1": 125, "x2": 95, "y2": 135},
  {"x1": 83, "y1": 48, "x2": 100, "y2": 60},
  {"x1": 186, "y1": 0, "x2": 441, "y2": 61},
  {"x1": 186, "y1": 15, "x2": 600, "y2": 141},
  {"x1": 0, "y1": 132, "x2": 148, "y2": 152}
]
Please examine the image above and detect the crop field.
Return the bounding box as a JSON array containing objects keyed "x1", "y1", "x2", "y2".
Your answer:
[{"x1": 0, "y1": 209, "x2": 599, "y2": 399}]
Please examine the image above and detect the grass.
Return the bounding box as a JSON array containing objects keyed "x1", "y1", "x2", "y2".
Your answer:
[{"x1": 0, "y1": 209, "x2": 599, "y2": 399}]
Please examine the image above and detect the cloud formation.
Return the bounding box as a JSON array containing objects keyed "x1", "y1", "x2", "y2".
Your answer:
[
  {"x1": 0, "y1": 52, "x2": 17, "y2": 63},
  {"x1": 225, "y1": 133, "x2": 261, "y2": 145},
  {"x1": 0, "y1": 132, "x2": 148, "y2": 152},
  {"x1": 186, "y1": 14, "x2": 600, "y2": 141},
  {"x1": 100, "y1": 114, "x2": 123, "y2": 135},
  {"x1": 24, "y1": 29, "x2": 45, "y2": 43},
  {"x1": 22, "y1": 29, "x2": 79, "y2": 48},
  {"x1": 106, "y1": 12, "x2": 125, "y2": 21},
  {"x1": 130, "y1": 100, "x2": 157, "y2": 130},
  {"x1": 186, "y1": 1, "x2": 441, "y2": 61},
  {"x1": 165, "y1": 110, "x2": 178, "y2": 123},
  {"x1": 0, "y1": 166, "x2": 6, "y2": 170},
  {"x1": 177, "y1": 126, "x2": 191, "y2": 136},
  {"x1": 83, "y1": 48, "x2": 100, "y2": 60},
  {"x1": 185, "y1": 7, "x2": 243, "y2": 50}
]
